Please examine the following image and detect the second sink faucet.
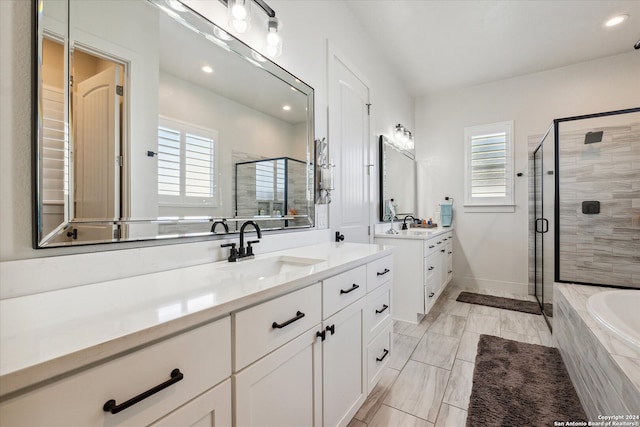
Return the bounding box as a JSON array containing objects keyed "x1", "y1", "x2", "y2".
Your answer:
[{"x1": 402, "y1": 215, "x2": 416, "y2": 230}]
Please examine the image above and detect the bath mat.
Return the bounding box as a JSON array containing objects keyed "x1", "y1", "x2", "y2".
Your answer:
[
  {"x1": 456, "y1": 291, "x2": 541, "y2": 315},
  {"x1": 467, "y1": 335, "x2": 587, "y2": 427}
]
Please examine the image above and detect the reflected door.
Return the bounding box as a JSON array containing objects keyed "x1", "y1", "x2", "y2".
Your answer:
[{"x1": 74, "y1": 64, "x2": 122, "y2": 240}]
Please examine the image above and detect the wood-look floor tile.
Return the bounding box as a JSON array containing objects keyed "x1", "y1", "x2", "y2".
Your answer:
[
  {"x1": 440, "y1": 299, "x2": 471, "y2": 317},
  {"x1": 455, "y1": 331, "x2": 480, "y2": 363},
  {"x1": 367, "y1": 405, "x2": 434, "y2": 427},
  {"x1": 411, "y1": 331, "x2": 460, "y2": 370},
  {"x1": 394, "y1": 316, "x2": 433, "y2": 338},
  {"x1": 469, "y1": 304, "x2": 503, "y2": 317},
  {"x1": 389, "y1": 333, "x2": 420, "y2": 370},
  {"x1": 442, "y1": 359, "x2": 475, "y2": 410},
  {"x1": 428, "y1": 313, "x2": 467, "y2": 338},
  {"x1": 434, "y1": 403, "x2": 468, "y2": 427},
  {"x1": 501, "y1": 330, "x2": 542, "y2": 345},
  {"x1": 464, "y1": 312, "x2": 500, "y2": 336},
  {"x1": 354, "y1": 367, "x2": 400, "y2": 424},
  {"x1": 500, "y1": 310, "x2": 546, "y2": 337},
  {"x1": 384, "y1": 360, "x2": 450, "y2": 422}
]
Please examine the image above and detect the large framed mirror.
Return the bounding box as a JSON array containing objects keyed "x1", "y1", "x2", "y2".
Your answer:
[
  {"x1": 379, "y1": 135, "x2": 416, "y2": 221},
  {"x1": 34, "y1": 0, "x2": 315, "y2": 248}
]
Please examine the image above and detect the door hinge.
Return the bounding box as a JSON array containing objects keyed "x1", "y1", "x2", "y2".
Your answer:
[
  {"x1": 116, "y1": 85, "x2": 124, "y2": 96},
  {"x1": 366, "y1": 103, "x2": 371, "y2": 115}
]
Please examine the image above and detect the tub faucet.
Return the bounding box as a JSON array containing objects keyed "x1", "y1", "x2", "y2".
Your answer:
[{"x1": 211, "y1": 219, "x2": 229, "y2": 234}]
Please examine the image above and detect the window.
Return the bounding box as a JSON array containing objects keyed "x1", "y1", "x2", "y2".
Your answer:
[
  {"x1": 464, "y1": 121, "x2": 514, "y2": 209},
  {"x1": 157, "y1": 117, "x2": 218, "y2": 205}
]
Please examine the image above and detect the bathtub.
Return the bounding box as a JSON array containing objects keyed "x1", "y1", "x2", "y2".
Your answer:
[{"x1": 587, "y1": 289, "x2": 640, "y2": 351}]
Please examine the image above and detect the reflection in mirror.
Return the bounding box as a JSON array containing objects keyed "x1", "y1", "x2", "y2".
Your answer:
[
  {"x1": 379, "y1": 135, "x2": 416, "y2": 221},
  {"x1": 35, "y1": 0, "x2": 315, "y2": 247}
]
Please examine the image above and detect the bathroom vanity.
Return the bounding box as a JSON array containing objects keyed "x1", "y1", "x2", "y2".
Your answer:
[
  {"x1": 0, "y1": 243, "x2": 393, "y2": 427},
  {"x1": 375, "y1": 228, "x2": 453, "y2": 323}
]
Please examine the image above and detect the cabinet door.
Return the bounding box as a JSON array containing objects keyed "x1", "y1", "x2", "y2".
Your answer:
[
  {"x1": 323, "y1": 298, "x2": 366, "y2": 427},
  {"x1": 150, "y1": 379, "x2": 231, "y2": 427},
  {"x1": 424, "y1": 251, "x2": 439, "y2": 313},
  {"x1": 234, "y1": 326, "x2": 322, "y2": 427}
]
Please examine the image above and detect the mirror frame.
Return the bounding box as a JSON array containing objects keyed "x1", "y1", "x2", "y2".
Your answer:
[{"x1": 33, "y1": 0, "x2": 315, "y2": 248}]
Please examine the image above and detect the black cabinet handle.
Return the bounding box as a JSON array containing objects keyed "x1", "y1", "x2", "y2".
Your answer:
[
  {"x1": 376, "y1": 268, "x2": 390, "y2": 276},
  {"x1": 428, "y1": 292, "x2": 435, "y2": 298},
  {"x1": 376, "y1": 349, "x2": 389, "y2": 362},
  {"x1": 103, "y1": 369, "x2": 183, "y2": 414},
  {"x1": 448, "y1": 270, "x2": 453, "y2": 274},
  {"x1": 448, "y1": 251, "x2": 452, "y2": 254},
  {"x1": 340, "y1": 284, "x2": 359, "y2": 294},
  {"x1": 429, "y1": 245, "x2": 435, "y2": 249},
  {"x1": 428, "y1": 266, "x2": 434, "y2": 271},
  {"x1": 316, "y1": 330, "x2": 326, "y2": 341},
  {"x1": 272, "y1": 311, "x2": 305, "y2": 329},
  {"x1": 437, "y1": 241, "x2": 442, "y2": 244},
  {"x1": 375, "y1": 304, "x2": 389, "y2": 314},
  {"x1": 441, "y1": 249, "x2": 445, "y2": 253},
  {"x1": 326, "y1": 324, "x2": 335, "y2": 335}
]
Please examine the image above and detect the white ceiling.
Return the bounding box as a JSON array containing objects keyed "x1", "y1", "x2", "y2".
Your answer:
[{"x1": 344, "y1": 0, "x2": 640, "y2": 96}]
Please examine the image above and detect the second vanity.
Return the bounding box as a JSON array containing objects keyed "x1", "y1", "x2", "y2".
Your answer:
[
  {"x1": 375, "y1": 227, "x2": 453, "y2": 323},
  {"x1": 0, "y1": 242, "x2": 393, "y2": 427}
]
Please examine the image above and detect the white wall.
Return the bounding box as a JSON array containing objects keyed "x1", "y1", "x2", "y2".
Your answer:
[
  {"x1": 415, "y1": 51, "x2": 640, "y2": 293},
  {"x1": 0, "y1": 0, "x2": 412, "y2": 298}
]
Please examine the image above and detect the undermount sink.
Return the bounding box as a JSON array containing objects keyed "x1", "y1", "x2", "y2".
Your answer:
[{"x1": 219, "y1": 255, "x2": 325, "y2": 280}]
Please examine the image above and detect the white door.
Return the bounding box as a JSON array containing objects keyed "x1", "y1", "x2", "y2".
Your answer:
[
  {"x1": 329, "y1": 50, "x2": 371, "y2": 243},
  {"x1": 74, "y1": 64, "x2": 121, "y2": 240}
]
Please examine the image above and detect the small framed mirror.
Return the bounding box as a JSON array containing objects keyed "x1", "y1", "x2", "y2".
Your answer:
[{"x1": 379, "y1": 135, "x2": 416, "y2": 221}]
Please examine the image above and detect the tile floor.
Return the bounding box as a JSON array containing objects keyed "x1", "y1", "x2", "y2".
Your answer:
[{"x1": 348, "y1": 285, "x2": 554, "y2": 427}]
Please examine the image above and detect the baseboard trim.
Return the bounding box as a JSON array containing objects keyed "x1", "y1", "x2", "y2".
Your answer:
[{"x1": 450, "y1": 276, "x2": 529, "y2": 296}]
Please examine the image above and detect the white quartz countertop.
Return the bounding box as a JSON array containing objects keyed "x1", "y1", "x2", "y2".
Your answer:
[
  {"x1": 0, "y1": 242, "x2": 392, "y2": 397},
  {"x1": 374, "y1": 226, "x2": 452, "y2": 240}
]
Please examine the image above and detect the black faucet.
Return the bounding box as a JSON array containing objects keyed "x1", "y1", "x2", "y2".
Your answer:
[
  {"x1": 402, "y1": 215, "x2": 416, "y2": 230},
  {"x1": 222, "y1": 220, "x2": 262, "y2": 262},
  {"x1": 211, "y1": 219, "x2": 229, "y2": 234}
]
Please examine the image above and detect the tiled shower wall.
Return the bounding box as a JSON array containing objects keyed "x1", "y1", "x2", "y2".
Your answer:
[{"x1": 557, "y1": 122, "x2": 640, "y2": 287}]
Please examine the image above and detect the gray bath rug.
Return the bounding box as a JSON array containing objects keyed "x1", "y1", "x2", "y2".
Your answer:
[
  {"x1": 456, "y1": 291, "x2": 542, "y2": 315},
  {"x1": 467, "y1": 335, "x2": 587, "y2": 427}
]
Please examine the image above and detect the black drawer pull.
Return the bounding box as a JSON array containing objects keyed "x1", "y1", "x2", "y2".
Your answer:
[
  {"x1": 428, "y1": 292, "x2": 435, "y2": 298},
  {"x1": 103, "y1": 368, "x2": 183, "y2": 414},
  {"x1": 316, "y1": 330, "x2": 326, "y2": 341},
  {"x1": 340, "y1": 284, "x2": 359, "y2": 294},
  {"x1": 448, "y1": 251, "x2": 452, "y2": 254},
  {"x1": 272, "y1": 311, "x2": 305, "y2": 329},
  {"x1": 376, "y1": 349, "x2": 389, "y2": 362},
  {"x1": 375, "y1": 304, "x2": 389, "y2": 314},
  {"x1": 376, "y1": 268, "x2": 390, "y2": 276},
  {"x1": 437, "y1": 241, "x2": 442, "y2": 244},
  {"x1": 428, "y1": 266, "x2": 434, "y2": 271},
  {"x1": 326, "y1": 324, "x2": 335, "y2": 335},
  {"x1": 428, "y1": 245, "x2": 435, "y2": 249},
  {"x1": 441, "y1": 249, "x2": 445, "y2": 253},
  {"x1": 448, "y1": 270, "x2": 453, "y2": 274}
]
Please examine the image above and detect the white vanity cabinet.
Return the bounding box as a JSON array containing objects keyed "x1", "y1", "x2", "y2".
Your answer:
[
  {"x1": 376, "y1": 230, "x2": 453, "y2": 323},
  {"x1": 0, "y1": 317, "x2": 232, "y2": 427}
]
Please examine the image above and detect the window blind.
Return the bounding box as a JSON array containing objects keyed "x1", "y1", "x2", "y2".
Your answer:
[
  {"x1": 255, "y1": 159, "x2": 285, "y2": 201},
  {"x1": 42, "y1": 86, "x2": 66, "y2": 204},
  {"x1": 470, "y1": 131, "x2": 507, "y2": 198}
]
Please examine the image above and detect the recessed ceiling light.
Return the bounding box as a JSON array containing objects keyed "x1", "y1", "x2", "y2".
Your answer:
[
  {"x1": 282, "y1": 105, "x2": 291, "y2": 111},
  {"x1": 605, "y1": 14, "x2": 629, "y2": 27},
  {"x1": 202, "y1": 65, "x2": 213, "y2": 73}
]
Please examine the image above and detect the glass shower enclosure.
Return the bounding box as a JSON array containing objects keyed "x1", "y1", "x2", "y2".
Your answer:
[{"x1": 532, "y1": 107, "x2": 640, "y2": 330}]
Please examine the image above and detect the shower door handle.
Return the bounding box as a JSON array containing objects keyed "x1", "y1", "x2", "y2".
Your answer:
[{"x1": 535, "y1": 218, "x2": 549, "y2": 234}]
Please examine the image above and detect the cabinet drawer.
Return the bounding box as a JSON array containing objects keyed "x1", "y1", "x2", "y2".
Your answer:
[
  {"x1": 366, "y1": 255, "x2": 393, "y2": 292},
  {"x1": 424, "y1": 250, "x2": 438, "y2": 282},
  {"x1": 323, "y1": 265, "x2": 366, "y2": 318},
  {"x1": 150, "y1": 379, "x2": 231, "y2": 427},
  {"x1": 365, "y1": 281, "x2": 391, "y2": 342},
  {"x1": 424, "y1": 238, "x2": 438, "y2": 256},
  {"x1": 366, "y1": 323, "x2": 392, "y2": 394},
  {"x1": 235, "y1": 283, "x2": 321, "y2": 370},
  {"x1": 0, "y1": 318, "x2": 231, "y2": 427}
]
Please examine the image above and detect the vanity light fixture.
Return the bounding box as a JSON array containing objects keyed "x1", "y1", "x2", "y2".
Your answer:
[
  {"x1": 393, "y1": 124, "x2": 414, "y2": 151},
  {"x1": 219, "y1": 0, "x2": 283, "y2": 56},
  {"x1": 604, "y1": 14, "x2": 629, "y2": 27}
]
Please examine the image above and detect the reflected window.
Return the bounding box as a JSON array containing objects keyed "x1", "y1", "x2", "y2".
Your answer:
[{"x1": 158, "y1": 117, "x2": 218, "y2": 206}]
